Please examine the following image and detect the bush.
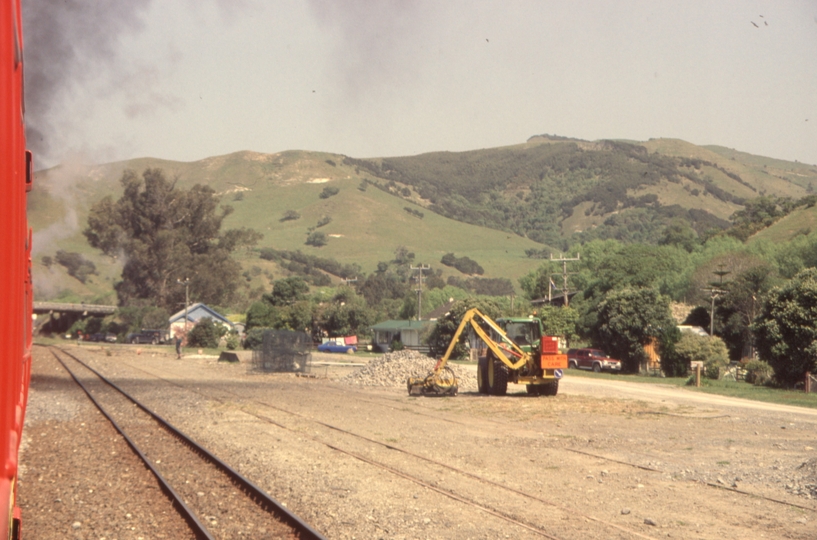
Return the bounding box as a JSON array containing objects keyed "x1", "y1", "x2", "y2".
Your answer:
[
  {"x1": 243, "y1": 327, "x2": 270, "y2": 350},
  {"x1": 225, "y1": 334, "x2": 240, "y2": 350},
  {"x1": 744, "y1": 359, "x2": 774, "y2": 386},
  {"x1": 675, "y1": 333, "x2": 730, "y2": 379},
  {"x1": 187, "y1": 318, "x2": 227, "y2": 349}
]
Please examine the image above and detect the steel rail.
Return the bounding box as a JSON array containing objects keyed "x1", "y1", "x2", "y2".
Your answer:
[
  {"x1": 51, "y1": 347, "x2": 327, "y2": 540},
  {"x1": 48, "y1": 349, "x2": 215, "y2": 540}
]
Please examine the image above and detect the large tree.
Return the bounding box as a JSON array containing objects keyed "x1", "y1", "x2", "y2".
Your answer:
[
  {"x1": 84, "y1": 168, "x2": 261, "y2": 311},
  {"x1": 753, "y1": 268, "x2": 817, "y2": 387},
  {"x1": 592, "y1": 287, "x2": 676, "y2": 373}
]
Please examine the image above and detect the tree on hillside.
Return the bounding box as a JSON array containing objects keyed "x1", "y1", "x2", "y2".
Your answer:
[
  {"x1": 592, "y1": 287, "x2": 675, "y2": 373},
  {"x1": 753, "y1": 268, "x2": 817, "y2": 387},
  {"x1": 83, "y1": 168, "x2": 261, "y2": 311}
]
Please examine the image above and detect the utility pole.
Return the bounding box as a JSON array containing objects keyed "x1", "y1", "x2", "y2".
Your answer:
[
  {"x1": 702, "y1": 287, "x2": 726, "y2": 336},
  {"x1": 704, "y1": 265, "x2": 731, "y2": 337},
  {"x1": 410, "y1": 265, "x2": 430, "y2": 321},
  {"x1": 550, "y1": 253, "x2": 580, "y2": 307}
]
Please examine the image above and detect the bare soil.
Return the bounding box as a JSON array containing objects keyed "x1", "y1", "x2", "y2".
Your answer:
[{"x1": 19, "y1": 344, "x2": 817, "y2": 539}]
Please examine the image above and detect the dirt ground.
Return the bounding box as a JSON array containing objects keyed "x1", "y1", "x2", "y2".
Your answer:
[{"x1": 19, "y1": 344, "x2": 817, "y2": 539}]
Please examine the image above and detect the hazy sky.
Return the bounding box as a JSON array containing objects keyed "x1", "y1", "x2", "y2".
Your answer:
[{"x1": 23, "y1": 0, "x2": 817, "y2": 169}]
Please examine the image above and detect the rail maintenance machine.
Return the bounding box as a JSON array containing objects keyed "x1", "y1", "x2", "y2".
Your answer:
[{"x1": 407, "y1": 308, "x2": 567, "y2": 396}]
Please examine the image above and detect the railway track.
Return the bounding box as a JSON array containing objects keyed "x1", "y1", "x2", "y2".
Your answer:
[
  {"x1": 87, "y1": 355, "x2": 674, "y2": 538},
  {"x1": 48, "y1": 347, "x2": 326, "y2": 540},
  {"x1": 56, "y1": 347, "x2": 817, "y2": 539}
]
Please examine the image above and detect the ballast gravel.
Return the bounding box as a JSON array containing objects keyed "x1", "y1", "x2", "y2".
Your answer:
[{"x1": 339, "y1": 350, "x2": 478, "y2": 391}]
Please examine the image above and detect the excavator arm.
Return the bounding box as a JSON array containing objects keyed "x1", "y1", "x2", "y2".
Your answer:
[{"x1": 407, "y1": 308, "x2": 531, "y2": 396}]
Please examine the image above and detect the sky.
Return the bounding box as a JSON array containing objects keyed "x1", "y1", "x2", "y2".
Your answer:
[{"x1": 22, "y1": 0, "x2": 817, "y2": 170}]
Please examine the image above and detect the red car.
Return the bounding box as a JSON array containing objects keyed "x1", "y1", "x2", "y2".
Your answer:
[{"x1": 567, "y1": 348, "x2": 622, "y2": 373}]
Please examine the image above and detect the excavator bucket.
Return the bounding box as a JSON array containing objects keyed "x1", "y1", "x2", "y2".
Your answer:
[{"x1": 407, "y1": 367, "x2": 459, "y2": 396}]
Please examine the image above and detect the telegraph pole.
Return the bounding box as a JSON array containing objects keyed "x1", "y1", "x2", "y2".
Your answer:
[
  {"x1": 550, "y1": 253, "x2": 580, "y2": 307},
  {"x1": 410, "y1": 265, "x2": 430, "y2": 320}
]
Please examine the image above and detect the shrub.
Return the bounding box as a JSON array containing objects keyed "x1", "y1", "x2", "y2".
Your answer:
[
  {"x1": 187, "y1": 318, "x2": 227, "y2": 349},
  {"x1": 225, "y1": 334, "x2": 240, "y2": 350},
  {"x1": 744, "y1": 359, "x2": 774, "y2": 386},
  {"x1": 305, "y1": 231, "x2": 327, "y2": 247},
  {"x1": 319, "y1": 186, "x2": 339, "y2": 199},
  {"x1": 675, "y1": 333, "x2": 730, "y2": 380}
]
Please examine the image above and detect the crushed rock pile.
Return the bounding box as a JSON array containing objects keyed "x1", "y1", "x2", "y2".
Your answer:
[
  {"x1": 340, "y1": 350, "x2": 477, "y2": 392},
  {"x1": 786, "y1": 457, "x2": 817, "y2": 499}
]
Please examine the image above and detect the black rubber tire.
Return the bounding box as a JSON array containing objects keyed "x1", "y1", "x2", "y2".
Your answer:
[
  {"x1": 488, "y1": 356, "x2": 508, "y2": 396},
  {"x1": 593, "y1": 363, "x2": 601, "y2": 373},
  {"x1": 569, "y1": 360, "x2": 577, "y2": 369},
  {"x1": 541, "y1": 380, "x2": 559, "y2": 396},
  {"x1": 477, "y1": 356, "x2": 489, "y2": 394}
]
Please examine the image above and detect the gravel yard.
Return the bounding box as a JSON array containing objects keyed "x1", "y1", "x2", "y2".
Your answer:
[{"x1": 18, "y1": 344, "x2": 817, "y2": 539}]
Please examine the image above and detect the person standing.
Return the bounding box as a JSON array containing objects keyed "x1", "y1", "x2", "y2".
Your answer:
[{"x1": 175, "y1": 333, "x2": 182, "y2": 359}]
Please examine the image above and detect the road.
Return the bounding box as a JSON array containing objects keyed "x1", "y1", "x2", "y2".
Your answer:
[{"x1": 560, "y1": 374, "x2": 817, "y2": 420}]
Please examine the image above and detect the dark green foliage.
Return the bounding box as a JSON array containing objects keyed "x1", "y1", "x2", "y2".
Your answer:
[
  {"x1": 753, "y1": 268, "x2": 817, "y2": 387},
  {"x1": 358, "y1": 272, "x2": 410, "y2": 306},
  {"x1": 281, "y1": 210, "x2": 301, "y2": 222},
  {"x1": 726, "y1": 196, "x2": 792, "y2": 241},
  {"x1": 317, "y1": 289, "x2": 374, "y2": 337},
  {"x1": 266, "y1": 277, "x2": 309, "y2": 306},
  {"x1": 319, "y1": 186, "x2": 339, "y2": 199},
  {"x1": 446, "y1": 276, "x2": 514, "y2": 296},
  {"x1": 403, "y1": 207, "x2": 424, "y2": 218},
  {"x1": 316, "y1": 216, "x2": 332, "y2": 228},
  {"x1": 683, "y1": 306, "x2": 711, "y2": 328},
  {"x1": 427, "y1": 298, "x2": 505, "y2": 359},
  {"x1": 55, "y1": 250, "x2": 97, "y2": 283},
  {"x1": 187, "y1": 317, "x2": 227, "y2": 348},
  {"x1": 343, "y1": 140, "x2": 740, "y2": 247},
  {"x1": 537, "y1": 305, "x2": 579, "y2": 342},
  {"x1": 42, "y1": 255, "x2": 53, "y2": 268},
  {"x1": 116, "y1": 305, "x2": 170, "y2": 335},
  {"x1": 305, "y1": 231, "x2": 327, "y2": 247},
  {"x1": 258, "y1": 249, "x2": 361, "y2": 280},
  {"x1": 656, "y1": 325, "x2": 685, "y2": 377},
  {"x1": 83, "y1": 168, "x2": 258, "y2": 311},
  {"x1": 242, "y1": 327, "x2": 270, "y2": 350},
  {"x1": 325, "y1": 159, "x2": 336, "y2": 167},
  {"x1": 440, "y1": 253, "x2": 484, "y2": 275},
  {"x1": 592, "y1": 287, "x2": 676, "y2": 373}
]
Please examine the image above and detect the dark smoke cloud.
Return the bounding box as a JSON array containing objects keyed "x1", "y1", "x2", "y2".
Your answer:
[
  {"x1": 308, "y1": 0, "x2": 430, "y2": 101},
  {"x1": 22, "y1": 0, "x2": 153, "y2": 164}
]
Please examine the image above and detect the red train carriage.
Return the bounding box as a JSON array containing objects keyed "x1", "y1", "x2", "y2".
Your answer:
[{"x1": 1, "y1": 1, "x2": 33, "y2": 539}]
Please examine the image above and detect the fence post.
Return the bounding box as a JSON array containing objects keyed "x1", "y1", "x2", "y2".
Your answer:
[
  {"x1": 696, "y1": 364, "x2": 701, "y2": 388},
  {"x1": 807, "y1": 372, "x2": 812, "y2": 393}
]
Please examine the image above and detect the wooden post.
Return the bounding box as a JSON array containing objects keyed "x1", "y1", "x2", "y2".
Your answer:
[
  {"x1": 695, "y1": 364, "x2": 702, "y2": 388},
  {"x1": 806, "y1": 372, "x2": 812, "y2": 394}
]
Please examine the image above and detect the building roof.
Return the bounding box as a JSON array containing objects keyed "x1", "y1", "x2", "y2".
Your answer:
[
  {"x1": 168, "y1": 303, "x2": 233, "y2": 326},
  {"x1": 678, "y1": 325, "x2": 710, "y2": 337},
  {"x1": 423, "y1": 299, "x2": 456, "y2": 321}
]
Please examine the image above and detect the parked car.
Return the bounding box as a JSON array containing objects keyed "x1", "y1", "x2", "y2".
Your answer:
[
  {"x1": 567, "y1": 348, "x2": 622, "y2": 373},
  {"x1": 89, "y1": 332, "x2": 117, "y2": 343},
  {"x1": 126, "y1": 329, "x2": 167, "y2": 345},
  {"x1": 317, "y1": 340, "x2": 357, "y2": 354}
]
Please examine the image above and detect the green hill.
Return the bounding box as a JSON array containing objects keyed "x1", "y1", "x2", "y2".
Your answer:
[{"x1": 28, "y1": 136, "x2": 817, "y2": 305}]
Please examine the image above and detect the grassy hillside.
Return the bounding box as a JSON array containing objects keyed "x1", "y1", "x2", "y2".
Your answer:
[{"x1": 29, "y1": 136, "x2": 816, "y2": 305}]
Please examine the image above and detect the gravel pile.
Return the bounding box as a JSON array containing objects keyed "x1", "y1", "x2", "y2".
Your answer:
[
  {"x1": 340, "y1": 350, "x2": 477, "y2": 392},
  {"x1": 786, "y1": 457, "x2": 817, "y2": 499}
]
